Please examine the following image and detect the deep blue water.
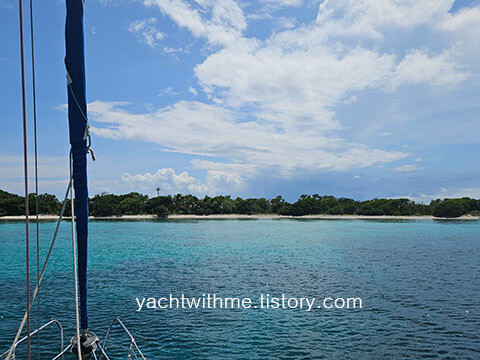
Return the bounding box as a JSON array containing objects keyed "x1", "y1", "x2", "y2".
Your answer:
[{"x1": 0, "y1": 219, "x2": 479, "y2": 359}]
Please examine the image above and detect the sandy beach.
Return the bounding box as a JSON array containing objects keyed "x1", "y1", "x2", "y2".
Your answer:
[{"x1": 1, "y1": 214, "x2": 479, "y2": 221}]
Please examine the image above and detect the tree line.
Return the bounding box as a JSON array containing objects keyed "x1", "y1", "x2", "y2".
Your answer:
[{"x1": 2, "y1": 189, "x2": 480, "y2": 218}]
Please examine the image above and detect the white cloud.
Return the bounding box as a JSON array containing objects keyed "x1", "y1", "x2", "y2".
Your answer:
[
  {"x1": 163, "y1": 46, "x2": 186, "y2": 53},
  {"x1": 158, "y1": 1, "x2": 469, "y2": 135},
  {"x1": 388, "y1": 48, "x2": 469, "y2": 90},
  {"x1": 316, "y1": 0, "x2": 455, "y2": 39},
  {"x1": 274, "y1": 17, "x2": 296, "y2": 30},
  {"x1": 438, "y1": 5, "x2": 480, "y2": 39},
  {"x1": 158, "y1": 87, "x2": 179, "y2": 96},
  {"x1": 121, "y1": 167, "x2": 242, "y2": 195},
  {"x1": 89, "y1": 100, "x2": 407, "y2": 184},
  {"x1": 97, "y1": 0, "x2": 477, "y2": 194},
  {"x1": 262, "y1": 0, "x2": 302, "y2": 8},
  {"x1": 188, "y1": 86, "x2": 198, "y2": 96},
  {"x1": 143, "y1": 0, "x2": 246, "y2": 47},
  {"x1": 99, "y1": 0, "x2": 120, "y2": 5},
  {"x1": 128, "y1": 17, "x2": 165, "y2": 47},
  {"x1": 343, "y1": 95, "x2": 357, "y2": 105},
  {"x1": 195, "y1": 44, "x2": 396, "y2": 130},
  {"x1": 395, "y1": 164, "x2": 424, "y2": 172},
  {"x1": 122, "y1": 168, "x2": 208, "y2": 194},
  {"x1": 409, "y1": 187, "x2": 480, "y2": 202}
]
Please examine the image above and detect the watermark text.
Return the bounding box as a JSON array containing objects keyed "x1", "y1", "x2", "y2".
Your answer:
[{"x1": 135, "y1": 294, "x2": 362, "y2": 312}]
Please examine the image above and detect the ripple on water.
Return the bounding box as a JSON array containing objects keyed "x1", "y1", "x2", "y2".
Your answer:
[{"x1": 0, "y1": 219, "x2": 479, "y2": 358}]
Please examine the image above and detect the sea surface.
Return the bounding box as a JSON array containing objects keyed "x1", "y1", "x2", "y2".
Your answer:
[{"x1": 0, "y1": 219, "x2": 479, "y2": 359}]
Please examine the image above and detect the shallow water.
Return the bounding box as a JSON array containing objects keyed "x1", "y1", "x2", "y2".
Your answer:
[{"x1": 1, "y1": 219, "x2": 479, "y2": 359}]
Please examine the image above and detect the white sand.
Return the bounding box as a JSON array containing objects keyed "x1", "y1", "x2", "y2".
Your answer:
[{"x1": 1, "y1": 214, "x2": 479, "y2": 221}]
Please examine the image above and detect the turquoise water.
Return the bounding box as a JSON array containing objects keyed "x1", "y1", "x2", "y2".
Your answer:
[{"x1": 1, "y1": 219, "x2": 479, "y2": 359}]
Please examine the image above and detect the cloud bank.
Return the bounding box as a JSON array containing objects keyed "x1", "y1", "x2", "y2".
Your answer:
[{"x1": 91, "y1": 0, "x2": 478, "y2": 195}]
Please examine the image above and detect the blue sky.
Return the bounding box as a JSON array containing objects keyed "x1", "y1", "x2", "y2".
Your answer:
[{"x1": 1, "y1": 0, "x2": 479, "y2": 202}]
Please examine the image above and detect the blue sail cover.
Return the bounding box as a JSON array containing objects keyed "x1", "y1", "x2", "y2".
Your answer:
[{"x1": 65, "y1": 0, "x2": 89, "y2": 330}]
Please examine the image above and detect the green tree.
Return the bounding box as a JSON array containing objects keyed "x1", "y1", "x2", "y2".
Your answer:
[
  {"x1": 89, "y1": 193, "x2": 121, "y2": 217},
  {"x1": 155, "y1": 205, "x2": 170, "y2": 218},
  {"x1": 120, "y1": 197, "x2": 144, "y2": 215},
  {"x1": 271, "y1": 195, "x2": 287, "y2": 214},
  {"x1": 433, "y1": 199, "x2": 466, "y2": 218},
  {"x1": 0, "y1": 190, "x2": 24, "y2": 216},
  {"x1": 145, "y1": 195, "x2": 173, "y2": 214}
]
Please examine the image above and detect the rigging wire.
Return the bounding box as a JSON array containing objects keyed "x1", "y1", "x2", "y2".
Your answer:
[
  {"x1": 9, "y1": 1, "x2": 95, "y2": 357},
  {"x1": 66, "y1": 82, "x2": 95, "y2": 160},
  {"x1": 70, "y1": 152, "x2": 83, "y2": 360},
  {"x1": 27, "y1": 0, "x2": 41, "y2": 357},
  {"x1": 5, "y1": 176, "x2": 73, "y2": 360},
  {"x1": 17, "y1": 0, "x2": 31, "y2": 358}
]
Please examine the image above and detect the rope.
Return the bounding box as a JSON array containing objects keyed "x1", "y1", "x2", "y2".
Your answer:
[
  {"x1": 17, "y1": 0, "x2": 31, "y2": 358},
  {"x1": 27, "y1": 0, "x2": 41, "y2": 357},
  {"x1": 67, "y1": 82, "x2": 96, "y2": 161},
  {"x1": 5, "y1": 176, "x2": 73, "y2": 360},
  {"x1": 70, "y1": 152, "x2": 83, "y2": 360},
  {"x1": 67, "y1": 82, "x2": 88, "y2": 125}
]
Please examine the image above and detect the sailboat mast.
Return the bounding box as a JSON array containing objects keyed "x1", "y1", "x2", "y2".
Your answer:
[{"x1": 65, "y1": 0, "x2": 89, "y2": 331}]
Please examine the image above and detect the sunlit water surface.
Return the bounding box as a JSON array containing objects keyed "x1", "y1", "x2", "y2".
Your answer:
[{"x1": 1, "y1": 219, "x2": 479, "y2": 359}]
